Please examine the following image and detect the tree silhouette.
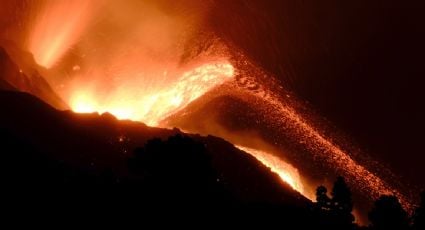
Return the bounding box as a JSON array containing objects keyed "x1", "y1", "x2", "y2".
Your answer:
[
  {"x1": 313, "y1": 185, "x2": 333, "y2": 227},
  {"x1": 368, "y1": 195, "x2": 409, "y2": 230},
  {"x1": 128, "y1": 134, "x2": 223, "y2": 206},
  {"x1": 413, "y1": 191, "x2": 425, "y2": 230},
  {"x1": 316, "y1": 185, "x2": 331, "y2": 210},
  {"x1": 331, "y1": 176, "x2": 355, "y2": 228},
  {"x1": 314, "y1": 177, "x2": 354, "y2": 229}
]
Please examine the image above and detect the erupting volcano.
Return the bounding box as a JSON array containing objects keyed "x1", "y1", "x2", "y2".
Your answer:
[{"x1": 1, "y1": 0, "x2": 423, "y2": 225}]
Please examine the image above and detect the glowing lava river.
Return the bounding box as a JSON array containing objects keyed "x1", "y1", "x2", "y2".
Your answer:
[{"x1": 9, "y1": 0, "x2": 415, "y2": 213}]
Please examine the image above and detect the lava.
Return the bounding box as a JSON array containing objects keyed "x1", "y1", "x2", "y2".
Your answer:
[
  {"x1": 236, "y1": 145, "x2": 310, "y2": 200},
  {"x1": 70, "y1": 62, "x2": 234, "y2": 126}
]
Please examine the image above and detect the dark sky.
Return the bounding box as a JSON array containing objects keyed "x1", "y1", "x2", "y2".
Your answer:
[{"x1": 211, "y1": 0, "x2": 425, "y2": 188}]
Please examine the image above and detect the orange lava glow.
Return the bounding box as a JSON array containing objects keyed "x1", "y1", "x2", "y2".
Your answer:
[
  {"x1": 70, "y1": 62, "x2": 234, "y2": 126},
  {"x1": 235, "y1": 145, "x2": 311, "y2": 200},
  {"x1": 27, "y1": 0, "x2": 95, "y2": 68}
]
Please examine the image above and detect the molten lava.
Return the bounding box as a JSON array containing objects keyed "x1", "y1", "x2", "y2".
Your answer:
[
  {"x1": 235, "y1": 145, "x2": 310, "y2": 199},
  {"x1": 70, "y1": 62, "x2": 234, "y2": 126}
]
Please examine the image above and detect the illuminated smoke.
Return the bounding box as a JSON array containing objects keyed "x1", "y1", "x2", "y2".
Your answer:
[{"x1": 26, "y1": 0, "x2": 95, "y2": 68}]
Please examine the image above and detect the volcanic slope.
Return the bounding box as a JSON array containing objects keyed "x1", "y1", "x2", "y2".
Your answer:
[
  {"x1": 0, "y1": 90, "x2": 313, "y2": 222},
  {"x1": 0, "y1": 43, "x2": 67, "y2": 109}
]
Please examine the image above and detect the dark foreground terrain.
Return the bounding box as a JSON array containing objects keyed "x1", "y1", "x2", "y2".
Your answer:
[{"x1": 0, "y1": 89, "x2": 316, "y2": 225}]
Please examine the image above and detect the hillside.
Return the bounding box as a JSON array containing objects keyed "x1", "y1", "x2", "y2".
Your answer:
[
  {"x1": 0, "y1": 43, "x2": 68, "y2": 109},
  {"x1": 0, "y1": 90, "x2": 312, "y2": 223}
]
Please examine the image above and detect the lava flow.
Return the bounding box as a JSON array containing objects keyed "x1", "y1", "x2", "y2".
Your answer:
[
  {"x1": 70, "y1": 62, "x2": 234, "y2": 126},
  {"x1": 235, "y1": 145, "x2": 308, "y2": 199}
]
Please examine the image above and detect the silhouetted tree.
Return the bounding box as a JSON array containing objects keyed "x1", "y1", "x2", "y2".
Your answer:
[
  {"x1": 331, "y1": 177, "x2": 355, "y2": 228},
  {"x1": 313, "y1": 185, "x2": 333, "y2": 227},
  {"x1": 316, "y1": 185, "x2": 331, "y2": 211},
  {"x1": 413, "y1": 191, "x2": 425, "y2": 230},
  {"x1": 128, "y1": 134, "x2": 223, "y2": 206},
  {"x1": 314, "y1": 177, "x2": 355, "y2": 229},
  {"x1": 368, "y1": 195, "x2": 409, "y2": 230}
]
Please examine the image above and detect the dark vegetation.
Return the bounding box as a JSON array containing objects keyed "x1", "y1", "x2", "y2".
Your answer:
[
  {"x1": 312, "y1": 177, "x2": 424, "y2": 229},
  {"x1": 0, "y1": 126, "x2": 309, "y2": 225},
  {"x1": 1, "y1": 121, "x2": 424, "y2": 228}
]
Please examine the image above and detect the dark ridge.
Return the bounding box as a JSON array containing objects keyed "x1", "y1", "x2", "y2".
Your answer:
[
  {"x1": 0, "y1": 43, "x2": 68, "y2": 110},
  {"x1": 0, "y1": 90, "x2": 311, "y2": 224}
]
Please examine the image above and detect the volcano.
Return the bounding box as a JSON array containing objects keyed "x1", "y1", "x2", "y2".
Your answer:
[{"x1": 1, "y1": 0, "x2": 424, "y2": 227}]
